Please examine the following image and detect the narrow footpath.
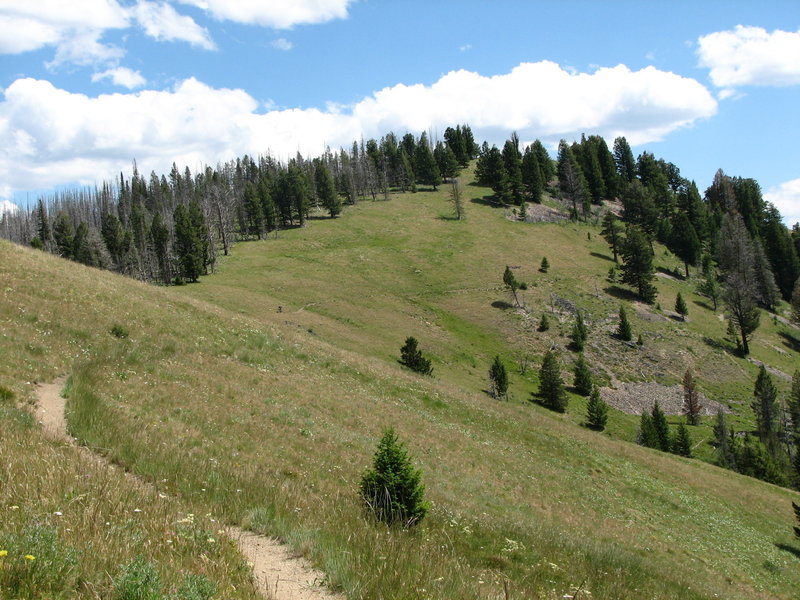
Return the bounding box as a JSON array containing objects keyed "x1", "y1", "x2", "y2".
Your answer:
[{"x1": 35, "y1": 379, "x2": 344, "y2": 600}]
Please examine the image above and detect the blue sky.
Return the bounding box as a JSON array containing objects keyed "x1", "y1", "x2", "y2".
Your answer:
[{"x1": 0, "y1": 0, "x2": 798, "y2": 224}]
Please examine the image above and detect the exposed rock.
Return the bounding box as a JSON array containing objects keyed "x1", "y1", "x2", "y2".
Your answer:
[{"x1": 600, "y1": 381, "x2": 731, "y2": 416}]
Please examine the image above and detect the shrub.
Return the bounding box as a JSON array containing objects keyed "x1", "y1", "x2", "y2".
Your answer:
[
  {"x1": 399, "y1": 337, "x2": 433, "y2": 376},
  {"x1": 586, "y1": 386, "x2": 609, "y2": 431},
  {"x1": 113, "y1": 557, "x2": 161, "y2": 600},
  {"x1": 538, "y1": 313, "x2": 550, "y2": 332},
  {"x1": 0, "y1": 385, "x2": 14, "y2": 402},
  {"x1": 110, "y1": 324, "x2": 129, "y2": 339},
  {"x1": 360, "y1": 428, "x2": 427, "y2": 527}
]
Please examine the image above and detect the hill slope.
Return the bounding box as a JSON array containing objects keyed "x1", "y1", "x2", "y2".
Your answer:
[{"x1": 1, "y1": 177, "x2": 800, "y2": 599}]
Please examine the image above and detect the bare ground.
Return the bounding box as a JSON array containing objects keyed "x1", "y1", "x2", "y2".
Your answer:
[
  {"x1": 599, "y1": 381, "x2": 730, "y2": 416},
  {"x1": 34, "y1": 379, "x2": 344, "y2": 600}
]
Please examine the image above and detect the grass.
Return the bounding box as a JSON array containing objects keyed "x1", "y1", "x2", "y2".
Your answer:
[{"x1": 1, "y1": 165, "x2": 799, "y2": 599}]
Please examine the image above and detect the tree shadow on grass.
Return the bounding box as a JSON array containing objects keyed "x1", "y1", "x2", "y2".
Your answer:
[
  {"x1": 469, "y1": 195, "x2": 504, "y2": 207},
  {"x1": 491, "y1": 300, "x2": 514, "y2": 310},
  {"x1": 656, "y1": 266, "x2": 685, "y2": 280},
  {"x1": 693, "y1": 299, "x2": 715, "y2": 312},
  {"x1": 603, "y1": 285, "x2": 640, "y2": 302},
  {"x1": 590, "y1": 251, "x2": 615, "y2": 262},
  {"x1": 702, "y1": 336, "x2": 742, "y2": 358},
  {"x1": 775, "y1": 543, "x2": 800, "y2": 559},
  {"x1": 777, "y1": 330, "x2": 800, "y2": 353}
]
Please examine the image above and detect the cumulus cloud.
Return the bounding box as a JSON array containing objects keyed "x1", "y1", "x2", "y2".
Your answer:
[
  {"x1": 0, "y1": 62, "x2": 717, "y2": 200},
  {"x1": 764, "y1": 179, "x2": 800, "y2": 227},
  {"x1": 0, "y1": 199, "x2": 19, "y2": 217},
  {"x1": 271, "y1": 37, "x2": 293, "y2": 51},
  {"x1": 698, "y1": 25, "x2": 800, "y2": 88},
  {"x1": 92, "y1": 67, "x2": 147, "y2": 89},
  {"x1": 133, "y1": 1, "x2": 215, "y2": 49},
  {"x1": 177, "y1": 0, "x2": 353, "y2": 28}
]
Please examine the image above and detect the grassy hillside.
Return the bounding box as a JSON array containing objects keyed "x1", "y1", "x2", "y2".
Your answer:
[{"x1": 2, "y1": 169, "x2": 800, "y2": 599}]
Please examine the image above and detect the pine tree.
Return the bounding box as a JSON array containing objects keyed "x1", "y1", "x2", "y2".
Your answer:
[
  {"x1": 697, "y1": 273, "x2": 721, "y2": 312},
  {"x1": 586, "y1": 385, "x2": 609, "y2": 431},
  {"x1": 669, "y1": 213, "x2": 701, "y2": 277},
  {"x1": 713, "y1": 409, "x2": 736, "y2": 469},
  {"x1": 617, "y1": 304, "x2": 632, "y2": 341},
  {"x1": 538, "y1": 313, "x2": 550, "y2": 332},
  {"x1": 620, "y1": 226, "x2": 658, "y2": 303},
  {"x1": 360, "y1": 428, "x2": 427, "y2": 526},
  {"x1": 503, "y1": 266, "x2": 521, "y2": 307},
  {"x1": 173, "y1": 203, "x2": 203, "y2": 283},
  {"x1": 414, "y1": 132, "x2": 442, "y2": 190},
  {"x1": 570, "y1": 310, "x2": 588, "y2": 351},
  {"x1": 573, "y1": 353, "x2": 593, "y2": 396},
  {"x1": 792, "y1": 277, "x2": 800, "y2": 323},
  {"x1": 651, "y1": 401, "x2": 671, "y2": 452},
  {"x1": 672, "y1": 423, "x2": 692, "y2": 457},
  {"x1": 502, "y1": 138, "x2": 524, "y2": 205},
  {"x1": 399, "y1": 337, "x2": 433, "y2": 376},
  {"x1": 600, "y1": 212, "x2": 623, "y2": 263},
  {"x1": 752, "y1": 365, "x2": 779, "y2": 451},
  {"x1": 789, "y1": 370, "x2": 800, "y2": 446},
  {"x1": 53, "y1": 212, "x2": 75, "y2": 258},
  {"x1": 682, "y1": 369, "x2": 702, "y2": 426},
  {"x1": 521, "y1": 144, "x2": 544, "y2": 203},
  {"x1": 540, "y1": 256, "x2": 549, "y2": 273},
  {"x1": 536, "y1": 350, "x2": 568, "y2": 412},
  {"x1": 613, "y1": 137, "x2": 636, "y2": 183},
  {"x1": 793, "y1": 501, "x2": 800, "y2": 539},
  {"x1": 557, "y1": 140, "x2": 590, "y2": 220},
  {"x1": 488, "y1": 355, "x2": 509, "y2": 400},
  {"x1": 315, "y1": 160, "x2": 341, "y2": 217},
  {"x1": 638, "y1": 412, "x2": 658, "y2": 448},
  {"x1": 675, "y1": 292, "x2": 688, "y2": 320}
]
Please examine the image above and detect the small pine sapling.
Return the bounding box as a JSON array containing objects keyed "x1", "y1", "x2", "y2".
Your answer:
[
  {"x1": 573, "y1": 353, "x2": 593, "y2": 396},
  {"x1": 672, "y1": 423, "x2": 692, "y2": 457},
  {"x1": 617, "y1": 304, "x2": 632, "y2": 341},
  {"x1": 488, "y1": 355, "x2": 509, "y2": 400},
  {"x1": 503, "y1": 265, "x2": 521, "y2": 307},
  {"x1": 681, "y1": 369, "x2": 702, "y2": 426},
  {"x1": 675, "y1": 292, "x2": 688, "y2": 320},
  {"x1": 570, "y1": 310, "x2": 588, "y2": 351},
  {"x1": 399, "y1": 337, "x2": 433, "y2": 376},
  {"x1": 538, "y1": 313, "x2": 550, "y2": 332},
  {"x1": 540, "y1": 256, "x2": 549, "y2": 273},
  {"x1": 360, "y1": 428, "x2": 427, "y2": 527},
  {"x1": 535, "y1": 349, "x2": 568, "y2": 412},
  {"x1": 586, "y1": 385, "x2": 608, "y2": 431}
]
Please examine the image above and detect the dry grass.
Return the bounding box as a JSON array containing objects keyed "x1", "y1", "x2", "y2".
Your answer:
[{"x1": 2, "y1": 171, "x2": 800, "y2": 599}]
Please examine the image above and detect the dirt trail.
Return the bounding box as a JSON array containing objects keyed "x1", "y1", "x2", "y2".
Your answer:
[{"x1": 34, "y1": 379, "x2": 344, "y2": 600}]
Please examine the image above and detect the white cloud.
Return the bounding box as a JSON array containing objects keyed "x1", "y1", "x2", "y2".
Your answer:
[
  {"x1": 698, "y1": 25, "x2": 800, "y2": 88},
  {"x1": 764, "y1": 179, "x2": 800, "y2": 227},
  {"x1": 0, "y1": 1, "x2": 128, "y2": 61},
  {"x1": 177, "y1": 0, "x2": 353, "y2": 28},
  {"x1": 133, "y1": 1, "x2": 215, "y2": 49},
  {"x1": 459, "y1": 44, "x2": 472, "y2": 52},
  {"x1": 0, "y1": 199, "x2": 19, "y2": 216},
  {"x1": 92, "y1": 67, "x2": 147, "y2": 89},
  {"x1": 0, "y1": 62, "x2": 717, "y2": 200},
  {"x1": 271, "y1": 37, "x2": 293, "y2": 51}
]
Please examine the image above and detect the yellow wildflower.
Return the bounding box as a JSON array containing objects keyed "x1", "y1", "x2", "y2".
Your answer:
[
  {"x1": 0, "y1": 550, "x2": 7, "y2": 557},
  {"x1": 24, "y1": 555, "x2": 35, "y2": 561}
]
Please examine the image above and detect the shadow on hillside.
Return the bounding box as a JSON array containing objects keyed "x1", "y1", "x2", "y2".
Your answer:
[
  {"x1": 491, "y1": 300, "x2": 514, "y2": 310},
  {"x1": 778, "y1": 330, "x2": 800, "y2": 353},
  {"x1": 693, "y1": 300, "x2": 715, "y2": 312},
  {"x1": 775, "y1": 543, "x2": 800, "y2": 559},
  {"x1": 656, "y1": 266, "x2": 685, "y2": 280},
  {"x1": 437, "y1": 214, "x2": 461, "y2": 221},
  {"x1": 469, "y1": 195, "x2": 503, "y2": 207},
  {"x1": 603, "y1": 285, "x2": 640, "y2": 302},
  {"x1": 702, "y1": 336, "x2": 741, "y2": 357},
  {"x1": 590, "y1": 251, "x2": 615, "y2": 262}
]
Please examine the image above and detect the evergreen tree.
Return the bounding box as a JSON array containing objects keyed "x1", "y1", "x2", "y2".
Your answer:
[
  {"x1": 752, "y1": 365, "x2": 779, "y2": 451},
  {"x1": 173, "y1": 203, "x2": 203, "y2": 283},
  {"x1": 434, "y1": 141, "x2": 460, "y2": 182},
  {"x1": 620, "y1": 226, "x2": 658, "y2": 303},
  {"x1": 573, "y1": 353, "x2": 593, "y2": 396},
  {"x1": 476, "y1": 145, "x2": 509, "y2": 203},
  {"x1": 669, "y1": 213, "x2": 701, "y2": 277},
  {"x1": 502, "y1": 138, "x2": 524, "y2": 205},
  {"x1": 617, "y1": 304, "x2": 632, "y2": 341},
  {"x1": 681, "y1": 369, "x2": 702, "y2": 426},
  {"x1": 399, "y1": 337, "x2": 433, "y2": 376},
  {"x1": 449, "y1": 178, "x2": 465, "y2": 220},
  {"x1": 314, "y1": 160, "x2": 341, "y2": 217},
  {"x1": 488, "y1": 355, "x2": 509, "y2": 400},
  {"x1": 752, "y1": 240, "x2": 781, "y2": 310},
  {"x1": 718, "y1": 212, "x2": 760, "y2": 355},
  {"x1": 713, "y1": 409, "x2": 736, "y2": 469},
  {"x1": 672, "y1": 423, "x2": 692, "y2": 457},
  {"x1": 638, "y1": 412, "x2": 658, "y2": 448},
  {"x1": 521, "y1": 144, "x2": 544, "y2": 203},
  {"x1": 150, "y1": 212, "x2": 171, "y2": 285},
  {"x1": 540, "y1": 256, "x2": 549, "y2": 273},
  {"x1": 789, "y1": 370, "x2": 800, "y2": 447},
  {"x1": 359, "y1": 428, "x2": 427, "y2": 526},
  {"x1": 651, "y1": 401, "x2": 671, "y2": 452},
  {"x1": 536, "y1": 350, "x2": 568, "y2": 412},
  {"x1": 570, "y1": 310, "x2": 588, "y2": 351},
  {"x1": 793, "y1": 502, "x2": 800, "y2": 539},
  {"x1": 503, "y1": 265, "x2": 521, "y2": 307},
  {"x1": 736, "y1": 435, "x2": 786, "y2": 485},
  {"x1": 675, "y1": 292, "x2": 688, "y2": 320},
  {"x1": 557, "y1": 140, "x2": 590, "y2": 220},
  {"x1": 53, "y1": 212, "x2": 75, "y2": 258},
  {"x1": 613, "y1": 137, "x2": 636, "y2": 183},
  {"x1": 414, "y1": 132, "x2": 442, "y2": 190},
  {"x1": 586, "y1": 385, "x2": 609, "y2": 430},
  {"x1": 538, "y1": 313, "x2": 550, "y2": 332},
  {"x1": 36, "y1": 199, "x2": 52, "y2": 251},
  {"x1": 600, "y1": 212, "x2": 623, "y2": 263},
  {"x1": 792, "y1": 277, "x2": 800, "y2": 323},
  {"x1": 697, "y1": 272, "x2": 721, "y2": 311}
]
